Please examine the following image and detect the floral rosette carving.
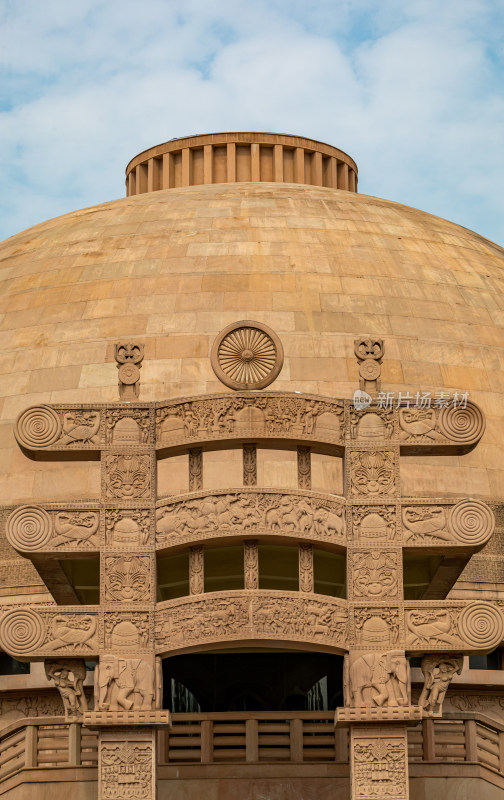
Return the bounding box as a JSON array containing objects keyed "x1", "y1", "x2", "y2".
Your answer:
[{"x1": 211, "y1": 321, "x2": 284, "y2": 390}]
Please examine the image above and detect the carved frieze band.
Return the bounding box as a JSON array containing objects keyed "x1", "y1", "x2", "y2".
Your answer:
[
  {"x1": 13, "y1": 396, "x2": 485, "y2": 454},
  {"x1": 155, "y1": 590, "x2": 348, "y2": 654},
  {"x1": 155, "y1": 488, "x2": 347, "y2": 550},
  {"x1": 0, "y1": 607, "x2": 155, "y2": 659},
  {"x1": 404, "y1": 601, "x2": 504, "y2": 652},
  {"x1": 5, "y1": 496, "x2": 493, "y2": 556}
]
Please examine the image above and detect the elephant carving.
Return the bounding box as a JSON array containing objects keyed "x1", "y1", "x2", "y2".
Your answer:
[
  {"x1": 345, "y1": 650, "x2": 410, "y2": 708},
  {"x1": 95, "y1": 655, "x2": 155, "y2": 711}
]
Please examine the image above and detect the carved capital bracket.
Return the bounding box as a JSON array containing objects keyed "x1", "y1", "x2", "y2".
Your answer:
[{"x1": 115, "y1": 342, "x2": 144, "y2": 401}]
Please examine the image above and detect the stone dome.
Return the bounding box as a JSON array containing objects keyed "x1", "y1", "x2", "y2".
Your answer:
[{"x1": 1, "y1": 168, "x2": 504, "y2": 526}]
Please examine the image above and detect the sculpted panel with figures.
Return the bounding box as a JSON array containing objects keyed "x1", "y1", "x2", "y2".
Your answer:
[
  {"x1": 156, "y1": 392, "x2": 344, "y2": 448},
  {"x1": 0, "y1": 607, "x2": 99, "y2": 659},
  {"x1": 155, "y1": 488, "x2": 346, "y2": 548},
  {"x1": 155, "y1": 591, "x2": 348, "y2": 654},
  {"x1": 404, "y1": 601, "x2": 504, "y2": 652}
]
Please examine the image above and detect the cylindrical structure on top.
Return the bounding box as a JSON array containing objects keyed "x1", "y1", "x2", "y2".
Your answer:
[{"x1": 125, "y1": 132, "x2": 358, "y2": 195}]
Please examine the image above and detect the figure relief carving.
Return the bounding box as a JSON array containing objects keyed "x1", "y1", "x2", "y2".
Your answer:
[
  {"x1": 352, "y1": 735, "x2": 407, "y2": 799},
  {"x1": 354, "y1": 337, "x2": 384, "y2": 393},
  {"x1": 297, "y1": 446, "x2": 311, "y2": 489},
  {"x1": 244, "y1": 540, "x2": 258, "y2": 589},
  {"x1": 299, "y1": 544, "x2": 314, "y2": 593},
  {"x1": 104, "y1": 453, "x2": 152, "y2": 499},
  {"x1": 351, "y1": 551, "x2": 399, "y2": 599},
  {"x1": 100, "y1": 738, "x2": 153, "y2": 799},
  {"x1": 349, "y1": 450, "x2": 397, "y2": 496},
  {"x1": 155, "y1": 593, "x2": 347, "y2": 651},
  {"x1": 105, "y1": 509, "x2": 151, "y2": 547},
  {"x1": 115, "y1": 342, "x2": 144, "y2": 400},
  {"x1": 0, "y1": 692, "x2": 65, "y2": 722},
  {"x1": 15, "y1": 405, "x2": 101, "y2": 449},
  {"x1": 418, "y1": 654, "x2": 463, "y2": 716},
  {"x1": 0, "y1": 608, "x2": 98, "y2": 657},
  {"x1": 106, "y1": 408, "x2": 151, "y2": 445},
  {"x1": 156, "y1": 393, "x2": 344, "y2": 447},
  {"x1": 104, "y1": 613, "x2": 151, "y2": 651},
  {"x1": 155, "y1": 490, "x2": 346, "y2": 546},
  {"x1": 6, "y1": 506, "x2": 100, "y2": 551},
  {"x1": 188, "y1": 448, "x2": 203, "y2": 491},
  {"x1": 45, "y1": 659, "x2": 88, "y2": 718},
  {"x1": 354, "y1": 608, "x2": 400, "y2": 648},
  {"x1": 211, "y1": 320, "x2": 284, "y2": 390},
  {"x1": 96, "y1": 656, "x2": 155, "y2": 711},
  {"x1": 402, "y1": 499, "x2": 494, "y2": 545},
  {"x1": 345, "y1": 651, "x2": 410, "y2": 708},
  {"x1": 243, "y1": 444, "x2": 257, "y2": 486},
  {"x1": 104, "y1": 556, "x2": 152, "y2": 602},
  {"x1": 189, "y1": 546, "x2": 204, "y2": 595},
  {"x1": 352, "y1": 506, "x2": 397, "y2": 542}
]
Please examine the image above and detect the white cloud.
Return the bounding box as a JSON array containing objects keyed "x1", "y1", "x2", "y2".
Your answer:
[{"x1": 0, "y1": 0, "x2": 503, "y2": 244}]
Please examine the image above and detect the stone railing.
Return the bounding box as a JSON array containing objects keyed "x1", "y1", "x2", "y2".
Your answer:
[{"x1": 2, "y1": 712, "x2": 504, "y2": 782}]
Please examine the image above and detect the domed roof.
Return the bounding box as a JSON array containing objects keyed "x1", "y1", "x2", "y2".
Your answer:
[{"x1": 1, "y1": 179, "x2": 504, "y2": 516}]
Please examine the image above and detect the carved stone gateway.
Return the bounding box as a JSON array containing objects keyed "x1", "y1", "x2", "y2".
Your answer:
[{"x1": 1, "y1": 340, "x2": 503, "y2": 800}]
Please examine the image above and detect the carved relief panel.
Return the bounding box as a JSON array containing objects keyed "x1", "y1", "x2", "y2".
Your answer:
[
  {"x1": 7, "y1": 505, "x2": 100, "y2": 552},
  {"x1": 347, "y1": 449, "x2": 399, "y2": 497},
  {"x1": 99, "y1": 730, "x2": 155, "y2": 800},
  {"x1": 95, "y1": 655, "x2": 157, "y2": 711},
  {"x1": 344, "y1": 651, "x2": 410, "y2": 708},
  {"x1": 102, "y1": 554, "x2": 154, "y2": 603},
  {"x1": 103, "y1": 453, "x2": 154, "y2": 501},
  {"x1": 105, "y1": 509, "x2": 152, "y2": 547},
  {"x1": 349, "y1": 551, "x2": 401, "y2": 601},
  {"x1": 351, "y1": 726, "x2": 408, "y2": 800},
  {"x1": 351, "y1": 506, "x2": 398, "y2": 544}
]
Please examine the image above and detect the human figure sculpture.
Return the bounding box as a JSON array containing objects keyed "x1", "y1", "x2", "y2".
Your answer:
[
  {"x1": 45, "y1": 659, "x2": 88, "y2": 718},
  {"x1": 419, "y1": 654, "x2": 463, "y2": 716}
]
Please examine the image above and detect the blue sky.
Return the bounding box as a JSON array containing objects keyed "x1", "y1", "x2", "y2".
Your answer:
[{"x1": 1, "y1": 0, "x2": 503, "y2": 244}]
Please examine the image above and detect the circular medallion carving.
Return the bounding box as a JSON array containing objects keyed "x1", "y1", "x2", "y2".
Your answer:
[
  {"x1": 118, "y1": 362, "x2": 140, "y2": 385},
  {"x1": 437, "y1": 401, "x2": 485, "y2": 444},
  {"x1": 359, "y1": 359, "x2": 381, "y2": 381},
  {"x1": 458, "y1": 603, "x2": 504, "y2": 650},
  {"x1": 448, "y1": 500, "x2": 494, "y2": 546},
  {"x1": 0, "y1": 609, "x2": 45, "y2": 656},
  {"x1": 211, "y1": 321, "x2": 284, "y2": 390},
  {"x1": 15, "y1": 405, "x2": 62, "y2": 448},
  {"x1": 6, "y1": 505, "x2": 52, "y2": 552}
]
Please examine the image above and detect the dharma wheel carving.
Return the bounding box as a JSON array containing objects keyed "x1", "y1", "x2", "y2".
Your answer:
[{"x1": 211, "y1": 320, "x2": 284, "y2": 390}]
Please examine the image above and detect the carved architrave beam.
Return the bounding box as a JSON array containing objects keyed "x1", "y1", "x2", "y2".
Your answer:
[
  {"x1": 155, "y1": 488, "x2": 347, "y2": 551},
  {"x1": 404, "y1": 601, "x2": 504, "y2": 654},
  {"x1": 13, "y1": 395, "x2": 486, "y2": 458},
  {"x1": 155, "y1": 590, "x2": 349, "y2": 656}
]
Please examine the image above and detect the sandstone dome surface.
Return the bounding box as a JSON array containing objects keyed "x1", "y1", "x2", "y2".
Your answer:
[{"x1": 1, "y1": 181, "x2": 504, "y2": 512}]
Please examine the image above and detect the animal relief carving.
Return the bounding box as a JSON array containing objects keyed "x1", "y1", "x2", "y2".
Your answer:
[
  {"x1": 96, "y1": 656, "x2": 155, "y2": 711},
  {"x1": 352, "y1": 551, "x2": 399, "y2": 599},
  {"x1": 345, "y1": 651, "x2": 410, "y2": 707}
]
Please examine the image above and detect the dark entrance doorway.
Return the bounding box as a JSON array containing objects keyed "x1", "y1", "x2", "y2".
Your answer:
[{"x1": 162, "y1": 651, "x2": 344, "y2": 712}]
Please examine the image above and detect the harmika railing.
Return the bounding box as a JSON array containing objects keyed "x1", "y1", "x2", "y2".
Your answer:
[{"x1": 1, "y1": 712, "x2": 504, "y2": 783}]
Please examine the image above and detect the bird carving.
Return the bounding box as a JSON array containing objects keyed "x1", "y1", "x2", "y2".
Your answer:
[
  {"x1": 49, "y1": 615, "x2": 97, "y2": 650},
  {"x1": 399, "y1": 409, "x2": 439, "y2": 440},
  {"x1": 406, "y1": 610, "x2": 454, "y2": 646},
  {"x1": 59, "y1": 412, "x2": 100, "y2": 445}
]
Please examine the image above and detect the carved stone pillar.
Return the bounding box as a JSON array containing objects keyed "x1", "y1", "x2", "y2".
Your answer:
[
  {"x1": 299, "y1": 544, "x2": 313, "y2": 593},
  {"x1": 243, "y1": 444, "x2": 257, "y2": 486},
  {"x1": 189, "y1": 448, "x2": 203, "y2": 491},
  {"x1": 95, "y1": 410, "x2": 161, "y2": 800},
  {"x1": 297, "y1": 446, "x2": 311, "y2": 489},
  {"x1": 244, "y1": 540, "x2": 258, "y2": 589},
  {"x1": 189, "y1": 546, "x2": 204, "y2": 595},
  {"x1": 339, "y1": 401, "x2": 417, "y2": 800}
]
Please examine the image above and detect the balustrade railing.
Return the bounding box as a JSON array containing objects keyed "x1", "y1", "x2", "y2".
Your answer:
[{"x1": 1, "y1": 712, "x2": 504, "y2": 786}]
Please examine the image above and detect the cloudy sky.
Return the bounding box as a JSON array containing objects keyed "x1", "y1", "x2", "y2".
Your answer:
[{"x1": 1, "y1": 0, "x2": 503, "y2": 244}]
